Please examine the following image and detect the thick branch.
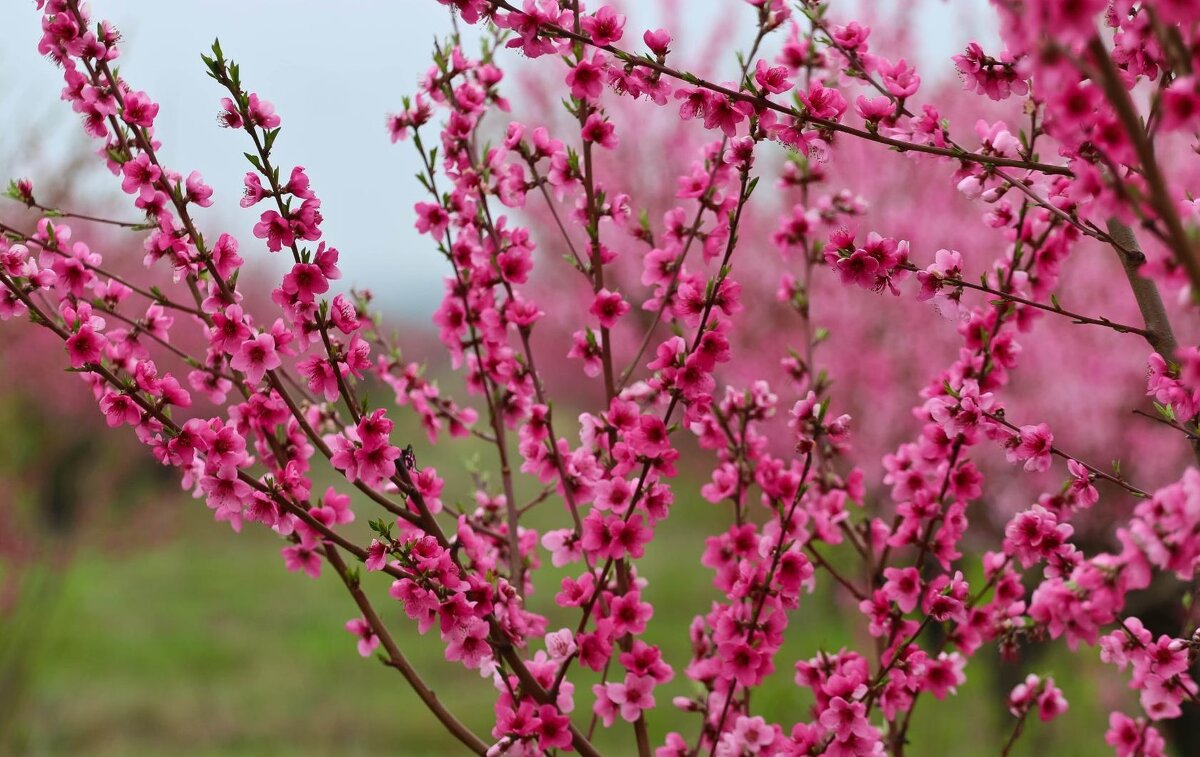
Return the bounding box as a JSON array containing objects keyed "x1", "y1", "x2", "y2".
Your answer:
[
  {"x1": 1108, "y1": 219, "x2": 1200, "y2": 466},
  {"x1": 1108, "y1": 219, "x2": 1181, "y2": 358}
]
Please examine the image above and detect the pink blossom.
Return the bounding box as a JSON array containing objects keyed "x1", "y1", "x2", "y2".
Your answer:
[
  {"x1": 247, "y1": 93, "x2": 281, "y2": 128},
  {"x1": 607, "y1": 674, "x2": 655, "y2": 722},
  {"x1": 99, "y1": 390, "x2": 141, "y2": 427},
  {"x1": 754, "y1": 59, "x2": 793, "y2": 94},
  {"x1": 240, "y1": 172, "x2": 267, "y2": 207},
  {"x1": 581, "y1": 112, "x2": 618, "y2": 149},
  {"x1": 566, "y1": 56, "x2": 605, "y2": 101},
  {"x1": 580, "y1": 6, "x2": 625, "y2": 47},
  {"x1": 230, "y1": 333, "x2": 282, "y2": 385},
  {"x1": 609, "y1": 589, "x2": 652, "y2": 636},
  {"x1": 729, "y1": 714, "x2": 776, "y2": 753},
  {"x1": 120, "y1": 153, "x2": 160, "y2": 195},
  {"x1": 282, "y1": 544, "x2": 321, "y2": 578},
  {"x1": 535, "y1": 704, "x2": 573, "y2": 751},
  {"x1": 589, "y1": 288, "x2": 629, "y2": 328},
  {"x1": 185, "y1": 170, "x2": 214, "y2": 207},
  {"x1": 1006, "y1": 423, "x2": 1054, "y2": 473},
  {"x1": 544, "y1": 628, "x2": 576, "y2": 660},
  {"x1": 643, "y1": 28, "x2": 671, "y2": 57},
  {"x1": 881, "y1": 566, "x2": 921, "y2": 613},
  {"x1": 281, "y1": 262, "x2": 329, "y2": 303},
  {"x1": 66, "y1": 323, "x2": 105, "y2": 367},
  {"x1": 345, "y1": 618, "x2": 381, "y2": 657},
  {"x1": 413, "y1": 201, "x2": 449, "y2": 238},
  {"x1": 253, "y1": 210, "x2": 294, "y2": 252},
  {"x1": 121, "y1": 90, "x2": 159, "y2": 127},
  {"x1": 444, "y1": 617, "x2": 491, "y2": 670},
  {"x1": 1106, "y1": 712, "x2": 1165, "y2": 757},
  {"x1": 855, "y1": 95, "x2": 894, "y2": 122}
]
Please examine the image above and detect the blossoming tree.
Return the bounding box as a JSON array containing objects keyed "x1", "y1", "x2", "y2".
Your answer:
[{"x1": 6, "y1": 0, "x2": 1200, "y2": 754}]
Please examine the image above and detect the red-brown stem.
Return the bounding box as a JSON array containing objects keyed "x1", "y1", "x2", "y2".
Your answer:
[
  {"x1": 899, "y1": 261, "x2": 1150, "y2": 337},
  {"x1": 982, "y1": 408, "x2": 1148, "y2": 497}
]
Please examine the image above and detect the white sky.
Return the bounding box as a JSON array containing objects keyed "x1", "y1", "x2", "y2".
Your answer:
[{"x1": 0, "y1": 1, "x2": 990, "y2": 317}]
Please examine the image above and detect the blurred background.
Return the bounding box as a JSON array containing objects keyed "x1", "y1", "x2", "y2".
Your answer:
[{"x1": 1, "y1": 0, "x2": 1195, "y2": 754}]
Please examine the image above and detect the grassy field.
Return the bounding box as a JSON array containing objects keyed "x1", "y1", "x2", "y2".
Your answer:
[{"x1": 2, "y1": 422, "x2": 1132, "y2": 756}]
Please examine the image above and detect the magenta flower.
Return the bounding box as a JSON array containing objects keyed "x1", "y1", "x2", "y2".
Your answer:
[
  {"x1": 1007, "y1": 423, "x2": 1054, "y2": 473},
  {"x1": 413, "y1": 201, "x2": 450, "y2": 238},
  {"x1": 65, "y1": 323, "x2": 105, "y2": 367},
  {"x1": 344, "y1": 618, "x2": 381, "y2": 657},
  {"x1": 580, "y1": 5, "x2": 625, "y2": 47},
  {"x1": 567, "y1": 328, "x2": 603, "y2": 377},
  {"x1": 534, "y1": 704, "x2": 572, "y2": 751},
  {"x1": 835, "y1": 248, "x2": 879, "y2": 289},
  {"x1": 299, "y1": 354, "x2": 341, "y2": 403},
  {"x1": 643, "y1": 28, "x2": 671, "y2": 57},
  {"x1": 607, "y1": 674, "x2": 655, "y2": 722},
  {"x1": 881, "y1": 567, "x2": 921, "y2": 613},
  {"x1": 364, "y1": 540, "x2": 389, "y2": 572},
  {"x1": 354, "y1": 441, "x2": 401, "y2": 489},
  {"x1": 609, "y1": 590, "x2": 652, "y2": 636},
  {"x1": 184, "y1": 170, "x2": 214, "y2": 207},
  {"x1": 799, "y1": 82, "x2": 847, "y2": 120},
  {"x1": 702, "y1": 93, "x2": 751, "y2": 137},
  {"x1": 1106, "y1": 712, "x2": 1165, "y2": 757},
  {"x1": 1160, "y1": 77, "x2": 1200, "y2": 132},
  {"x1": 121, "y1": 89, "x2": 159, "y2": 127},
  {"x1": 589, "y1": 288, "x2": 629, "y2": 328},
  {"x1": 240, "y1": 172, "x2": 267, "y2": 207},
  {"x1": 628, "y1": 415, "x2": 669, "y2": 458},
  {"x1": 565, "y1": 56, "x2": 605, "y2": 101},
  {"x1": 282, "y1": 544, "x2": 321, "y2": 578},
  {"x1": 544, "y1": 628, "x2": 576, "y2": 660},
  {"x1": 230, "y1": 333, "x2": 282, "y2": 385},
  {"x1": 580, "y1": 112, "x2": 618, "y2": 149},
  {"x1": 444, "y1": 617, "x2": 490, "y2": 670},
  {"x1": 280, "y1": 262, "x2": 329, "y2": 303},
  {"x1": 855, "y1": 94, "x2": 895, "y2": 122},
  {"x1": 246, "y1": 92, "x2": 281, "y2": 128},
  {"x1": 879, "y1": 57, "x2": 920, "y2": 98},
  {"x1": 251, "y1": 209, "x2": 293, "y2": 252},
  {"x1": 728, "y1": 715, "x2": 776, "y2": 754},
  {"x1": 217, "y1": 96, "x2": 243, "y2": 128},
  {"x1": 23, "y1": 3, "x2": 1200, "y2": 752},
  {"x1": 922, "y1": 652, "x2": 966, "y2": 699},
  {"x1": 199, "y1": 467, "x2": 252, "y2": 517},
  {"x1": 99, "y1": 390, "x2": 141, "y2": 428},
  {"x1": 719, "y1": 639, "x2": 765, "y2": 688},
  {"x1": 119, "y1": 153, "x2": 161, "y2": 196},
  {"x1": 754, "y1": 59, "x2": 793, "y2": 94}
]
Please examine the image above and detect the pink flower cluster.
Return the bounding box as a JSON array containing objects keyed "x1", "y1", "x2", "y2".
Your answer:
[{"x1": 6, "y1": 0, "x2": 1200, "y2": 755}]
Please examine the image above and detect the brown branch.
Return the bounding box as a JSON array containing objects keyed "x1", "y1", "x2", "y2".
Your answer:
[{"x1": 1107, "y1": 219, "x2": 1200, "y2": 466}]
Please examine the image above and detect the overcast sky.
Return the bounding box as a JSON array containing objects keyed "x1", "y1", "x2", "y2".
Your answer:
[{"x1": 0, "y1": 1, "x2": 990, "y2": 317}]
